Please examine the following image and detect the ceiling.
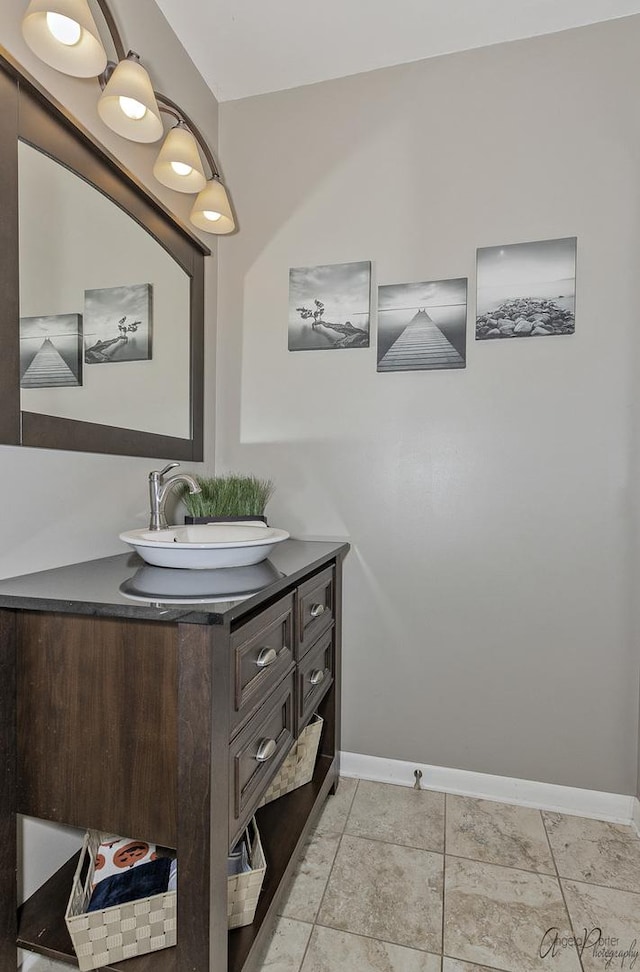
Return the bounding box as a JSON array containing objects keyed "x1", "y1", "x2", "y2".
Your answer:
[{"x1": 154, "y1": 0, "x2": 640, "y2": 102}]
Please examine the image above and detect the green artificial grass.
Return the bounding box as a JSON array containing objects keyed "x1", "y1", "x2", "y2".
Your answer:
[{"x1": 181, "y1": 474, "x2": 275, "y2": 518}]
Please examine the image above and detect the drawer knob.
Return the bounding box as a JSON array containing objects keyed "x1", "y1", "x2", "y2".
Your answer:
[
  {"x1": 255, "y1": 738, "x2": 277, "y2": 762},
  {"x1": 310, "y1": 668, "x2": 326, "y2": 686},
  {"x1": 310, "y1": 603, "x2": 325, "y2": 618},
  {"x1": 256, "y1": 647, "x2": 278, "y2": 668}
]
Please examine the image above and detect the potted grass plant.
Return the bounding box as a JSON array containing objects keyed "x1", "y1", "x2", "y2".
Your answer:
[{"x1": 181, "y1": 473, "x2": 275, "y2": 525}]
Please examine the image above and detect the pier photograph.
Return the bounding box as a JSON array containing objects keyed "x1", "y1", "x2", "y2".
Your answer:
[
  {"x1": 288, "y1": 261, "x2": 371, "y2": 350},
  {"x1": 377, "y1": 277, "x2": 467, "y2": 372},
  {"x1": 20, "y1": 313, "x2": 83, "y2": 388},
  {"x1": 476, "y1": 237, "x2": 576, "y2": 340}
]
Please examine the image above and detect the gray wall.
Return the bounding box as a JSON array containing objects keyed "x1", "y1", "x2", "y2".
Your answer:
[
  {"x1": 218, "y1": 16, "x2": 640, "y2": 795},
  {"x1": 0, "y1": 0, "x2": 218, "y2": 581}
]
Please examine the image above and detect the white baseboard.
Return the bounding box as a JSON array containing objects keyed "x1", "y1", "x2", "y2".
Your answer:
[
  {"x1": 340, "y1": 751, "x2": 636, "y2": 825},
  {"x1": 633, "y1": 796, "x2": 640, "y2": 836}
]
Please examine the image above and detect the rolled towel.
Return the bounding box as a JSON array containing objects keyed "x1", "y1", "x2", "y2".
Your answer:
[{"x1": 87, "y1": 857, "x2": 172, "y2": 912}]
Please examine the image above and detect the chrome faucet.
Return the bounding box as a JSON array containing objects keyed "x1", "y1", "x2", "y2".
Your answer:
[{"x1": 148, "y1": 462, "x2": 201, "y2": 531}]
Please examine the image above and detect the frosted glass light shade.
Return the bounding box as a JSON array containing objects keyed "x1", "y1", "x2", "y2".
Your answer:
[
  {"x1": 98, "y1": 56, "x2": 163, "y2": 143},
  {"x1": 190, "y1": 179, "x2": 235, "y2": 234},
  {"x1": 22, "y1": 0, "x2": 107, "y2": 77},
  {"x1": 153, "y1": 126, "x2": 206, "y2": 193}
]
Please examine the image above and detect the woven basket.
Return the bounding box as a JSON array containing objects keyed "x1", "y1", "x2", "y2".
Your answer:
[
  {"x1": 228, "y1": 818, "x2": 266, "y2": 929},
  {"x1": 65, "y1": 831, "x2": 176, "y2": 972},
  {"x1": 259, "y1": 714, "x2": 323, "y2": 807},
  {"x1": 66, "y1": 820, "x2": 266, "y2": 970}
]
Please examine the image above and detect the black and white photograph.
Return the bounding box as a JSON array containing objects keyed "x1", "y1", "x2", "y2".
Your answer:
[
  {"x1": 288, "y1": 261, "x2": 371, "y2": 351},
  {"x1": 20, "y1": 313, "x2": 83, "y2": 389},
  {"x1": 476, "y1": 237, "x2": 576, "y2": 340},
  {"x1": 84, "y1": 283, "x2": 153, "y2": 363},
  {"x1": 377, "y1": 278, "x2": 467, "y2": 372}
]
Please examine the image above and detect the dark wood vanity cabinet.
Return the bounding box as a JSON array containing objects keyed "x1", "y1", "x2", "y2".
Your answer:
[{"x1": 0, "y1": 539, "x2": 348, "y2": 972}]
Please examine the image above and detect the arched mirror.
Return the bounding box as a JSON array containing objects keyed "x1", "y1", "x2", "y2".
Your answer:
[{"x1": 0, "y1": 47, "x2": 207, "y2": 460}]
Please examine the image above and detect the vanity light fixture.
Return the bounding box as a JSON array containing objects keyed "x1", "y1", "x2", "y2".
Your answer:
[
  {"x1": 153, "y1": 123, "x2": 207, "y2": 193},
  {"x1": 22, "y1": 0, "x2": 107, "y2": 77},
  {"x1": 97, "y1": 52, "x2": 163, "y2": 143},
  {"x1": 21, "y1": 0, "x2": 236, "y2": 235},
  {"x1": 191, "y1": 178, "x2": 235, "y2": 235}
]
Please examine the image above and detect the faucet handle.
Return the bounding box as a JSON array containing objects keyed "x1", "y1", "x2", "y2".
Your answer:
[{"x1": 150, "y1": 461, "x2": 180, "y2": 483}]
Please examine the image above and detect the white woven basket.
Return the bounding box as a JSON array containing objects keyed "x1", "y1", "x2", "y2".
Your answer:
[
  {"x1": 259, "y1": 714, "x2": 323, "y2": 807},
  {"x1": 228, "y1": 818, "x2": 266, "y2": 929},
  {"x1": 66, "y1": 820, "x2": 266, "y2": 969},
  {"x1": 65, "y1": 831, "x2": 176, "y2": 972}
]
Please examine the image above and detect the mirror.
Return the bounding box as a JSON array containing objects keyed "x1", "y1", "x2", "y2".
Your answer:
[
  {"x1": 0, "y1": 48, "x2": 207, "y2": 460},
  {"x1": 19, "y1": 143, "x2": 191, "y2": 439}
]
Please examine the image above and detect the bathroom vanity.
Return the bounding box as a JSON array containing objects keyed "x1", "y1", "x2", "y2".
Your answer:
[{"x1": 0, "y1": 538, "x2": 348, "y2": 971}]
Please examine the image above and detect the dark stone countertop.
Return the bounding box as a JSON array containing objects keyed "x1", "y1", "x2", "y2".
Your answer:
[{"x1": 0, "y1": 539, "x2": 349, "y2": 625}]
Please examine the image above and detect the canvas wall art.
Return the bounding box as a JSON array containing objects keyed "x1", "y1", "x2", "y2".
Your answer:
[
  {"x1": 288, "y1": 261, "x2": 371, "y2": 350},
  {"x1": 84, "y1": 283, "x2": 153, "y2": 363},
  {"x1": 377, "y1": 278, "x2": 467, "y2": 372},
  {"x1": 20, "y1": 313, "x2": 83, "y2": 388},
  {"x1": 476, "y1": 237, "x2": 576, "y2": 340}
]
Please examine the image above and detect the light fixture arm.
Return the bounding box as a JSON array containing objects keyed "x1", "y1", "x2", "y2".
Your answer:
[{"x1": 94, "y1": 0, "x2": 125, "y2": 61}]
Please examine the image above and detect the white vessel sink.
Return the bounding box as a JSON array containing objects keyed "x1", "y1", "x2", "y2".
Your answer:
[{"x1": 119, "y1": 523, "x2": 289, "y2": 569}]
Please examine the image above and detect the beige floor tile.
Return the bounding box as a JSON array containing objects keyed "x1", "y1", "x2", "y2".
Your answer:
[
  {"x1": 543, "y1": 813, "x2": 640, "y2": 893},
  {"x1": 279, "y1": 832, "x2": 341, "y2": 923},
  {"x1": 561, "y1": 879, "x2": 640, "y2": 972},
  {"x1": 317, "y1": 834, "x2": 443, "y2": 952},
  {"x1": 314, "y1": 778, "x2": 359, "y2": 835},
  {"x1": 300, "y1": 925, "x2": 441, "y2": 972},
  {"x1": 345, "y1": 780, "x2": 445, "y2": 852},
  {"x1": 444, "y1": 960, "x2": 506, "y2": 972},
  {"x1": 446, "y1": 796, "x2": 554, "y2": 873},
  {"x1": 262, "y1": 917, "x2": 313, "y2": 972},
  {"x1": 444, "y1": 856, "x2": 581, "y2": 972}
]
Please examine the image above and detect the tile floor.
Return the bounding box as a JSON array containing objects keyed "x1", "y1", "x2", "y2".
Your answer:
[
  {"x1": 22, "y1": 779, "x2": 640, "y2": 972},
  {"x1": 262, "y1": 779, "x2": 640, "y2": 972}
]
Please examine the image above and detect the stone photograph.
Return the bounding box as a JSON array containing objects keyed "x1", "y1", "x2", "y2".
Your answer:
[
  {"x1": 476, "y1": 237, "x2": 576, "y2": 340},
  {"x1": 288, "y1": 261, "x2": 371, "y2": 350}
]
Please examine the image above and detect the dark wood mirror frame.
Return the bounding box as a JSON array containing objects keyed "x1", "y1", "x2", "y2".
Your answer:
[{"x1": 0, "y1": 46, "x2": 208, "y2": 461}]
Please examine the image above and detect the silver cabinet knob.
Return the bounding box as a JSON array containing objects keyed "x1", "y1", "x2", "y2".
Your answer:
[
  {"x1": 310, "y1": 669, "x2": 326, "y2": 686},
  {"x1": 310, "y1": 603, "x2": 325, "y2": 618},
  {"x1": 255, "y1": 738, "x2": 277, "y2": 762},
  {"x1": 255, "y1": 647, "x2": 277, "y2": 668}
]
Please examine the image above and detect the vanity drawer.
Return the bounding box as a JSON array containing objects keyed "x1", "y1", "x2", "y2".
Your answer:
[
  {"x1": 296, "y1": 566, "x2": 334, "y2": 658},
  {"x1": 229, "y1": 671, "x2": 295, "y2": 846},
  {"x1": 297, "y1": 624, "x2": 334, "y2": 730},
  {"x1": 230, "y1": 593, "x2": 294, "y2": 736}
]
